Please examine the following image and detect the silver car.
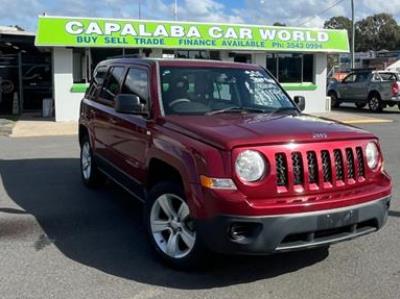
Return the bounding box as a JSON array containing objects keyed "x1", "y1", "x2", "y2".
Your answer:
[{"x1": 327, "y1": 70, "x2": 400, "y2": 112}]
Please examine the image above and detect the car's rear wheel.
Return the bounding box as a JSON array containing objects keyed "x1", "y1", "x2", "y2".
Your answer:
[
  {"x1": 328, "y1": 91, "x2": 340, "y2": 108},
  {"x1": 355, "y1": 102, "x2": 366, "y2": 109},
  {"x1": 80, "y1": 135, "x2": 103, "y2": 188},
  {"x1": 368, "y1": 93, "x2": 383, "y2": 113},
  {"x1": 145, "y1": 182, "x2": 208, "y2": 270}
]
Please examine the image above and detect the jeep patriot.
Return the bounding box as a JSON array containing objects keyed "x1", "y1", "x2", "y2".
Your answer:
[{"x1": 79, "y1": 58, "x2": 392, "y2": 269}]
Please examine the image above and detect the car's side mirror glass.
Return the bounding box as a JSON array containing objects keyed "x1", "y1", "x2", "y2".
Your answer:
[
  {"x1": 115, "y1": 94, "x2": 147, "y2": 115},
  {"x1": 293, "y1": 96, "x2": 306, "y2": 111}
]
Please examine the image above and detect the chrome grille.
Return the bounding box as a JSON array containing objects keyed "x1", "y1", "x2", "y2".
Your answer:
[
  {"x1": 292, "y1": 152, "x2": 304, "y2": 185},
  {"x1": 274, "y1": 146, "x2": 366, "y2": 190},
  {"x1": 307, "y1": 151, "x2": 318, "y2": 184},
  {"x1": 334, "y1": 149, "x2": 344, "y2": 181},
  {"x1": 276, "y1": 153, "x2": 288, "y2": 186},
  {"x1": 356, "y1": 147, "x2": 365, "y2": 178},
  {"x1": 321, "y1": 150, "x2": 332, "y2": 183},
  {"x1": 346, "y1": 148, "x2": 355, "y2": 179}
]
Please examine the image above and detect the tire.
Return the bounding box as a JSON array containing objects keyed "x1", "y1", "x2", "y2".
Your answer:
[
  {"x1": 368, "y1": 93, "x2": 383, "y2": 113},
  {"x1": 80, "y1": 135, "x2": 103, "y2": 188},
  {"x1": 144, "y1": 181, "x2": 209, "y2": 270},
  {"x1": 328, "y1": 91, "x2": 340, "y2": 108},
  {"x1": 355, "y1": 102, "x2": 366, "y2": 109}
]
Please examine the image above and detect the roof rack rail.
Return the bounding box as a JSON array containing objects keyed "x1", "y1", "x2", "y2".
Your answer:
[{"x1": 108, "y1": 54, "x2": 144, "y2": 59}]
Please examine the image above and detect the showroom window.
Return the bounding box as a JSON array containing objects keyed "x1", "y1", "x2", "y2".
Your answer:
[{"x1": 266, "y1": 53, "x2": 314, "y2": 83}]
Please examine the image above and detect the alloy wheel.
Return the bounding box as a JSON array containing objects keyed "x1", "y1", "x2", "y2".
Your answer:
[
  {"x1": 369, "y1": 96, "x2": 380, "y2": 112},
  {"x1": 150, "y1": 194, "x2": 196, "y2": 259},
  {"x1": 81, "y1": 142, "x2": 92, "y2": 180}
]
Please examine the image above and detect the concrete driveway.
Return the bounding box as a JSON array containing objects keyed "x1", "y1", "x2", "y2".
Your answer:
[{"x1": 0, "y1": 111, "x2": 399, "y2": 299}]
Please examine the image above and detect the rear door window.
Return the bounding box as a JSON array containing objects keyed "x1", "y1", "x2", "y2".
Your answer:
[
  {"x1": 99, "y1": 66, "x2": 125, "y2": 102},
  {"x1": 86, "y1": 66, "x2": 107, "y2": 99}
]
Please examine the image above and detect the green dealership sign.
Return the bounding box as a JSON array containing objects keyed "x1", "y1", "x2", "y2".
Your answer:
[{"x1": 35, "y1": 16, "x2": 350, "y2": 52}]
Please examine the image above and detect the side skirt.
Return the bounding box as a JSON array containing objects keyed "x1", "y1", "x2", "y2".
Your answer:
[{"x1": 95, "y1": 154, "x2": 146, "y2": 203}]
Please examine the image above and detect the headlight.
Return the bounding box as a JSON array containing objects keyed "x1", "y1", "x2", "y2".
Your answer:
[
  {"x1": 235, "y1": 150, "x2": 266, "y2": 182},
  {"x1": 366, "y1": 142, "x2": 379, "y2": 169}
]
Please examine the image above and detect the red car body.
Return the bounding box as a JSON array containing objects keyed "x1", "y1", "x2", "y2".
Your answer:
[{"x1": 79, "y1": 58, "x2": 391, "y2": 256}]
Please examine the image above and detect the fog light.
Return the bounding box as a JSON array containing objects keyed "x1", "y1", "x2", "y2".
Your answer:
[{"x1": 229, "y1": 222, "x2": 261, "y2": 242}]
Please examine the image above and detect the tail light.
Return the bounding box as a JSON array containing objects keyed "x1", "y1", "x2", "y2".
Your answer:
[{"x1": 392, "y1": 81, "x2": 399, "y2": 96}]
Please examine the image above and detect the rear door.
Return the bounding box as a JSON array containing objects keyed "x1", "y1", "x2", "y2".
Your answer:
[
  {"x1": 92, "y1": 66, "x2": 126, "y2": 162},
  {"x1": 109, "y1": 65, "x2": 152, "y2": 184}
]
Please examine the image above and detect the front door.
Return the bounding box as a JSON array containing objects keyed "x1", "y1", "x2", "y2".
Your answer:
[
  {"x1": 340, "y1": 73, "x2": 357, "y2": 99},
  {"x1": 109, "y1": 66, "x2": 151, "y2": 184}
]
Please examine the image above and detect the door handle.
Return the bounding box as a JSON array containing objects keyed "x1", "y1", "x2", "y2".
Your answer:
[{"x1": 110, "y1": 118, "x2": 118, "y2": 125}]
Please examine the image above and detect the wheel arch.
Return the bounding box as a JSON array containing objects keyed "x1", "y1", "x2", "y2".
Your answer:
[
  {"x1": 146, "y1": 158, "x2": 185, "y2": 189},
  {"x1": 79, "y1": 124, "x2": 89, "y2": 147},
  {"x1": 368, "y1": 90, "x2": 381, "y2": 99}
]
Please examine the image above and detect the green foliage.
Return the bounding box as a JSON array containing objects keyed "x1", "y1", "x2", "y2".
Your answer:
[
  {"x1": 355, "y1": 13, "x2": 400, "y2": 51},
  {"x1": 323, "y1": 13, "x2": 400, "y2": 52}
]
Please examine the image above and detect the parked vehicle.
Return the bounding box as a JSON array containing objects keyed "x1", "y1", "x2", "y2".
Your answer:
[
  {"x1": 79, "y1": 58, "x2": 392, "y2": 269},
  {"x1": 327, "y1": 69, "x2": 400, "y2": 112}
]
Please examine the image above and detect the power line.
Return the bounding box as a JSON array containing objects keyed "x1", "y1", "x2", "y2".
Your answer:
[{"x1": 298, "y1": 0, "x2": 347, "y2": 26}]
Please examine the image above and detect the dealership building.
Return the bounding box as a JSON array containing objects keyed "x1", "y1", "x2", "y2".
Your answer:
[{"x1": 33, "y1": 16, "x2": 349, "y2": 121}]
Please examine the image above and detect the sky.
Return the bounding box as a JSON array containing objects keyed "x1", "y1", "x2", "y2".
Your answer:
[{"x1": 0, "y1": 0, "x2": 398, "y2": 32}]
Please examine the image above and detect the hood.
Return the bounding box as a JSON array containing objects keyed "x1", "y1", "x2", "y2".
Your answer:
[{"x1": 163, "y1": 113, "x2": 376, "y2": 149}]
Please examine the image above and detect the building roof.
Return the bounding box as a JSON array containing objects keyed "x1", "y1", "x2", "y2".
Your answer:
[{"x1": 0, "y1": 26, "x2": 35, "y2": 37}]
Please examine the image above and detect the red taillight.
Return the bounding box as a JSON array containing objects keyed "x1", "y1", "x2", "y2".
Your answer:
[{"x1": 392, "y1": 81, "x2": 400, "y2": 96}]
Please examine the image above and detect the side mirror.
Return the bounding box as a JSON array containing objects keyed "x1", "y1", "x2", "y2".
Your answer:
[
  {"x1": 293, "y1": 96, "x2": 306, "y2": 111},
  {"x1": 115, "y1": 94, "x2": 146, "y2": 114}
]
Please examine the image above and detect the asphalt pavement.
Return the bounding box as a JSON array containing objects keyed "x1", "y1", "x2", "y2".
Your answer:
[{"x1": 0, "y1": 107, "x2": 399, "y2": 299}]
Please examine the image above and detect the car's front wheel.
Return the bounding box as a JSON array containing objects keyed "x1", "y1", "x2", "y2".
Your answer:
[
  {"x1": 80, "y1": 135, "x2": 103, "y2": 188},
  {"x1": 144, "y1": 182, "x2": 208, "y2": 270}
]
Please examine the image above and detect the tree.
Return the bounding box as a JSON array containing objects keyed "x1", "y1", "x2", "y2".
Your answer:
[
  {"x1": 355, "y1": 13, "x2": 400, "y2": 51},
  {"x1": 273, "y1": 22, "x2": 286, "y2": 27},
  {"x1": 324, "y1": 17, "x2": 353, "y2": 72},
  {"x1": 324, "y1": 16, "x2": 352, "y2": 45}
]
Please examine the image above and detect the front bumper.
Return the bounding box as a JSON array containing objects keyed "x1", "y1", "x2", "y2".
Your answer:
[{"x1": 197, "y1": 196, "x2": 391, "y2": 255}]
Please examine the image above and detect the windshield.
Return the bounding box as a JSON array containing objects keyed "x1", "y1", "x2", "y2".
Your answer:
[{"x1": 159, "y1": 66, "x2": 296, "y2": 115}]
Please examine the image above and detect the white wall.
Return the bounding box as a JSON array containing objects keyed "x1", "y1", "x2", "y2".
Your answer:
[
  {"x1": 53, "y1": 48, "x2": 84, "y2": 121},
  {"x1": 252, "y1": 52, "x2": 266, "y2": 68},
  {"x1": 286, "y1": 53, "x2": 328, "y2": 113}
]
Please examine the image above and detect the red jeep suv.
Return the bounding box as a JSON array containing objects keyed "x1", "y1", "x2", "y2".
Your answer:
[{"x1": 79, "y1": 58, "x2": 392, "y2": 269}]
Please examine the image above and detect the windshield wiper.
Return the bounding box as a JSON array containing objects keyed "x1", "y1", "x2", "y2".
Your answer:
[{"x1": 207, "y1": 106, "x2": 267, "y2": 116}]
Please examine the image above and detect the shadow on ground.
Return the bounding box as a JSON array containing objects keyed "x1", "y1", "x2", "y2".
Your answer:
[
  {"x1": 389, "y1": 210, "x2": 400, "y2": 218},
  {"x1": 0, "y1": 158, "x2": 329, "y2": 289}
]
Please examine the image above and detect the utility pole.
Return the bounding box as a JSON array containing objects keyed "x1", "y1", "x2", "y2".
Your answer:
[
  {"x1": 138, "y1": 0, "x2": 142, "y2": 19},
  {"x1": 174, "y1": 0, "x2": 178, "y2": 21},
  {"x1": 351, "y1": 0, "x2": 355, "y2": 69}
]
